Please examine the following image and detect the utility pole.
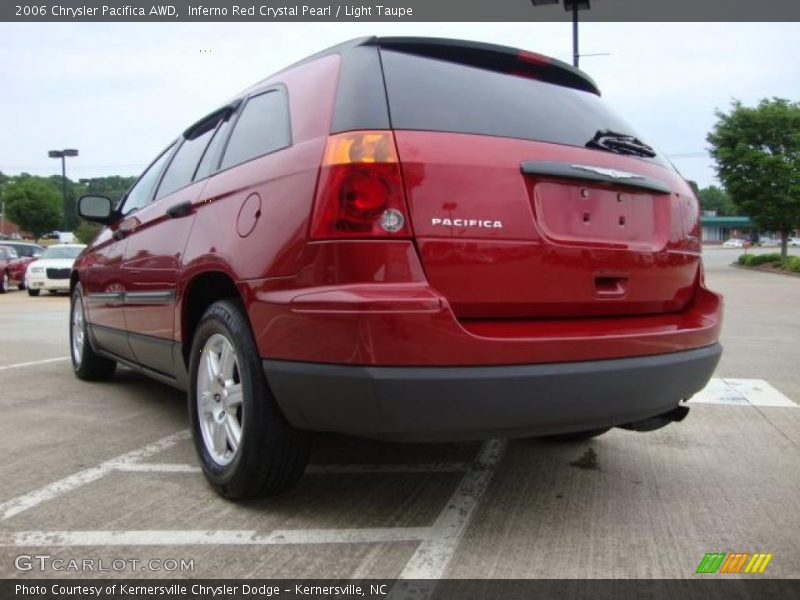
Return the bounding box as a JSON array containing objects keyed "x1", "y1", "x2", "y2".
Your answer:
[
  {"x1": 572, "y1": 0, "x2": 580, "y2": 67},
  {"x1": 530, "y1": 0, "x2": 592, "y2": 69},
  {"x1": 48, "y1": 148, "x2": 79, "y2": 231}
]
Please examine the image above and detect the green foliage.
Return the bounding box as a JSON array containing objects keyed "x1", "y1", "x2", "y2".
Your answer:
[
  {"x1": 738, "y1": 252, "x2": 800, "y2": 272},
  {"x1": 74, "y1": 220, "x2": 102, "y2": 244},
  {"x1": 1, "y1": 173, "x2": 136, "y2": 239},
  {"x1": 46, "y1": 175, "x2": 135, "y2": 231},
  {"x1": 76, "y1": 176, "x2": 136, "y2": 207},
  {"x1": 782, "y1": 256, "x2": 800, "y2": 273},
  {"x1": 707, "y1": 98, "x2": 800, "y2": 259},
  {"x1": 696, "y1": 185, "x2": 737, "y2": 215},
  {"x1": 1, "y1": 177, "x2": 63, "y2": 241},
  {"x1": 738, "y1": 253, "x2": 770, "y2": 266},
  {"x1": 46, "y1": 174, "x2": 83, "y2": 231}
]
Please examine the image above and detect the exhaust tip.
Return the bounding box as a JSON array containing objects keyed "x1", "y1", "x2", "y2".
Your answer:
[{"x1": 618, "y1": 405, "x2": 690, "y2": 432}]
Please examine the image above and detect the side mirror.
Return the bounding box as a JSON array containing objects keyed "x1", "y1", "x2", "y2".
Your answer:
[{"x1": 77, "y1": 195, "x2": 115, "y2": 224}]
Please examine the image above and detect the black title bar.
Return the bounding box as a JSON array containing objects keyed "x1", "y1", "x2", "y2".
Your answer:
[
  {"x1": 3, "y1": 0, "x2": 800, "y2": 22},
  {"x1": 4, "y1": 579, "x2": 800, "y2": 600}
]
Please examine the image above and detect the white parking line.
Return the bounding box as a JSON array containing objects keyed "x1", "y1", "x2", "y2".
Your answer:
[
  {"x1": 398, "y1": 439, "x2": 507, "y2": 580},
  {"x1": 0, "y1": 429, "x2": 505, "y2": 583},
  {"x1": 0, "y1": 356, "x2": 70, "y2": 372},
  {"x1": 114, "y1": 463, "x2": 472, "y2": 475},
  {"x1": 114, "y1": 463, "x2": 200, "y2": 473},
  {"x1": 0, "y1": 528, "x2": 431, "y2": 547},
  {"x1": 690, "y1": 378, "x2": 796, "y2": 407},
  {"x1": 0, "y1": 430, "x2": 190, "y2": 520}
]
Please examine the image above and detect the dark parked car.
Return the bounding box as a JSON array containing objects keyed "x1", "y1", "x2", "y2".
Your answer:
[
  {"x1": 0, "y1": 241, "x2": 45, "y2": 290},
  {"x1": 71, "y1": 37, "x2": 723, "y2": 500}
]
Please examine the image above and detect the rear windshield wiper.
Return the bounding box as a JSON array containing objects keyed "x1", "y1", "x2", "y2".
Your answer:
[{"x1": 586, "y1": 129, "x2": 657, "y2": 158}]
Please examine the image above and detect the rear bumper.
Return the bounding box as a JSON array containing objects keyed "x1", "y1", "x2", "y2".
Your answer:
[{"x1": 264, "y1": 342, "x2": 721, "y2": 442}]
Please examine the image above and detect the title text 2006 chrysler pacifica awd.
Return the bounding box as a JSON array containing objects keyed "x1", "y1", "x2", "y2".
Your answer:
[{"x1": 72, "y1": 37, "x2": 723, "y2": 499}]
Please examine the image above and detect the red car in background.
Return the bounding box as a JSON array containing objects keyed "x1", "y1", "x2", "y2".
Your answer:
[
  {"x1": 0, "y1": 245, "x2": 16, "y2": 293},
  {"x1": 0, "y1": 241, "x2": 45, "y2": 291}
]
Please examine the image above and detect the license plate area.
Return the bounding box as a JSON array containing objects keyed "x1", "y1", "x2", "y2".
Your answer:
[{"x1": 532, "y1": 181, "x2": 664, "y2": 248}]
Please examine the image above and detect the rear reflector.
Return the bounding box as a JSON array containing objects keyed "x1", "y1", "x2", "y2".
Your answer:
[{"x1": 310, "y1": 131, "x2": 412, "y2": 239}]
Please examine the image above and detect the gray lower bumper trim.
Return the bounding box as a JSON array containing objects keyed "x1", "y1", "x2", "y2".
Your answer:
[{"x1": 264, "y1": 343, "x2": 722, "y2": 442}]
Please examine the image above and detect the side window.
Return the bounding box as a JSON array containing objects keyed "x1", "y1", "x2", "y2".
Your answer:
[
  {"x1": 220, "y1": 90, "x2": 290, "y2": 170},
  {"x1": 122, "y1": 144, "x2": 175, "y2": 215},
  {"x1": 194, "y1": 116, "x2": 233, "y2": 181},
  {"x1": 155, "y1": 126, "x2": 217, "y2": 200}
]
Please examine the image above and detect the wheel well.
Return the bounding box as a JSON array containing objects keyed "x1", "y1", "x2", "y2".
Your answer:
[{"x1": 181, "y1": 271, "x2": 242, "y2": 366}]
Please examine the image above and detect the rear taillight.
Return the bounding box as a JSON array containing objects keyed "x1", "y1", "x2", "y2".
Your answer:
[{"x1": 310, "y1": 131, "x2": 412, "y2": 239}]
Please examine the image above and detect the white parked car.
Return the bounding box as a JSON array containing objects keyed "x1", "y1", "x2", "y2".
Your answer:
[
  {"x1": 789, "y1": 237, "x2": 800, "y2": 247},
  {"x1": 25, "y1": 244, "x2": 86, "y2": 296},
  {"x1": 758, "y1": 237, "x2": 780, "y2": 247},
  {"x1": 722, "y1": 238, "x2": 746, "y2": 248}
]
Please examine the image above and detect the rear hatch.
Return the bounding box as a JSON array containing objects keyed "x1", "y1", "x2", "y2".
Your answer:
[{"x1": 378, "y1": 39, "x2": 701, "y2": 319}]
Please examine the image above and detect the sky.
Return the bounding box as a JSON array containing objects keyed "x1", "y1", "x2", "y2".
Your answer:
[{"x1": 1, "y1": 22, "x2": 799, "y2": 188}]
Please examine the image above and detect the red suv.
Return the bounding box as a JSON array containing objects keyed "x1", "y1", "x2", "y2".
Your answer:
[{"x1": 72, "y1": 37, "x2": 722, "y2": 499}]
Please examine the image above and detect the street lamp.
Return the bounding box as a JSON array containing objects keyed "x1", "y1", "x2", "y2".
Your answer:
[
  {"x1": 48, "y1": 148, "x2": 79, "y2": 231},
  {"x1": 531, "y1": 0, "x2": 591, "y2": 69}
]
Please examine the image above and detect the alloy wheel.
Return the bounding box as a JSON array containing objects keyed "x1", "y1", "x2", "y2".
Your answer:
[{"x1": 197, "y1": 333, "x2": 244, "y2": 466}]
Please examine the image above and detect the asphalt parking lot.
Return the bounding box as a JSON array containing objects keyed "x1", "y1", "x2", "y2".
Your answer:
[{"x1": 0, "y1": 247, "x2": 798, "y2": 580}]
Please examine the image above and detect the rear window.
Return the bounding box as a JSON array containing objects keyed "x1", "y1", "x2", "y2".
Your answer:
[
  {"x1": 41, "y1": 246, "x2": 83, "y2": 260},
  {"x1": 11, "y1": 244, "x2": 42, "y2": 258},
  {"x1": 379, "y1": 50, "x2": 670, "y2": 168}
]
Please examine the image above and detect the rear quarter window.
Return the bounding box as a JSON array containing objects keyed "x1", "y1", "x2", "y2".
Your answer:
[
  {"x1": 379, "y1": 50, "x2": 670, "y2": 168},
  {"x1": 220, "y1": 90, "x2": 291, "y2": 170}
]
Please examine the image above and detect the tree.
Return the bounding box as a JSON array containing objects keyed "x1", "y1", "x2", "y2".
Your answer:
[
  {"x1": 74, "y1": 220, "x2": 102, "y2": 244},
  {"x1": 81, "y1": 175, "x2": 136, "y2": 204},
  {"x1": 696, "y1": 185, "x2": 737, "y2": 216},
  {"x1": 708, "y1": 98, "x2": 800, "y2": 260},
  {"x1": 1, "y1": 177, "x2": 63, "y2": 241}
]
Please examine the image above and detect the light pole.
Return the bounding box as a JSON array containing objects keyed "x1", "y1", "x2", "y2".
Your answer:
[
  {"x1": 531, "y1": 0, "x2": 591, "y2": 69},
  {"x1": 48, "y1": 148, "x2": 78, "y2": 231}
]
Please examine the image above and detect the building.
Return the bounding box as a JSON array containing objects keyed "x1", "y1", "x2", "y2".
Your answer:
[
  {"x1": 0, "y1": 211, "x2": 26, "y2": 239},
  {"x1": 701, "y1": 215, "x2": 756, "y2": 243}
]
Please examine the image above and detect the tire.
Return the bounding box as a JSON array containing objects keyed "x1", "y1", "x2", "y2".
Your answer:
[
  {"x1": 188, "y1": 299, "x2": 309, "y2": 500},
  {"x1": 18, "y1": 281, "x2": 26, "y2": 291},
  {"x1": 541, "y1": 427, "x2": 611, "y2": 442},
  {"x1": 0, "y1": 271, "x2": 8, "y2": 294},
  {"x1": 27, "y1": 289, "x2": 40, "y2": 297},
  {"x1": 70, "y1": 283, "x2": 116, "y2": 380}
]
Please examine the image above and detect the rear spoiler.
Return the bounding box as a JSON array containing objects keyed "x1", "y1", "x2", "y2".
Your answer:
[{"x1": 374, "y1": 37, "x2": 600, "y2": 96}]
